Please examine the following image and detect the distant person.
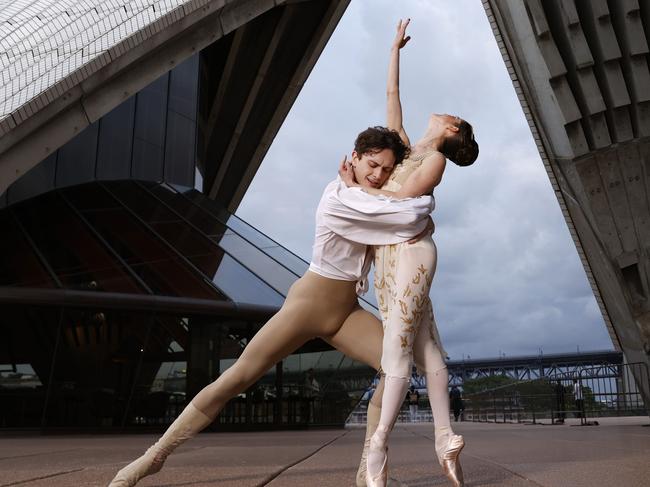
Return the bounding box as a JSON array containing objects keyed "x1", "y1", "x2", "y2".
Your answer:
[
  {"x1": 449, "y1": 386, "x2": 464, "y2": 422},
  {"x1": 554, "y1": 380, "x2": 565, "y2": 424},
  {"x1": 302, "y1": 368, "x2": 321, "y2": 422},
  {"x1": 573, "y1": 379, "x2": 584, "y2": 418},
  {"x1": 407, "y1": 386, "x2": 420, "y2": 422},
  {"x1": 304, "y1": 368, "x2": 321, "y2": 398}
]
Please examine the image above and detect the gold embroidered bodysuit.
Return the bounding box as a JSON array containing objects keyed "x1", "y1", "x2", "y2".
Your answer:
[{"x1": 374, "y1": 151, "x2": 447, "y2": 378}]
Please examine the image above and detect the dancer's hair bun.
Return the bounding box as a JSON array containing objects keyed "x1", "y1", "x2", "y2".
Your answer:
[{"x1": 442, "y1": 119, "x2": 478, "y2": 167}]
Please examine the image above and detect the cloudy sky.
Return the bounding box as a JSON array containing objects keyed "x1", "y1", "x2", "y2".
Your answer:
[{"x1": 237, "y1": 0, "x2": 613, "y2": 361}]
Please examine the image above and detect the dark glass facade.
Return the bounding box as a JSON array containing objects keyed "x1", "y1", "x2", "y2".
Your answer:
[
  {"x1": 0, "y1": 181, "x2": 376, "y2": 429},
  {"x1": 0, "y1": 55, "x2": 199, "y2": 209},
  {"x1": 0, "y1": 35, "x2": 377, "y2": 430}
]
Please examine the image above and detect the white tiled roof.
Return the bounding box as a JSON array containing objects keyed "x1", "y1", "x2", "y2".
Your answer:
[{"x1": 0, "y1": 0, "x2": 212, "y2": 134}]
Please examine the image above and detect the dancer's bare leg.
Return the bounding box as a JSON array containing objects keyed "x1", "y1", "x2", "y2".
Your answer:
[
  {"x1": 109, "y1": 273, "x2": 358, "y2": 486},
  {"x1": 324, "y1": 305, "x2": 383, "y2": 370},
  {"x1": 193, "y1": 306, "x2": 313, "y2": 417}
]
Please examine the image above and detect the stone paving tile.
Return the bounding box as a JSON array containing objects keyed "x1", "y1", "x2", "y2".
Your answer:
[{"x1": 0, "y1": 417, "x2": 647, "y2": 486}]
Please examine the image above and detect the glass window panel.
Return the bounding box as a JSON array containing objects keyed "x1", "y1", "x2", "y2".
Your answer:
[
  {"x1": 84, "y1": 207, "x2": 223, "y2": 300},
  {"x1": 190, "y1": 254, "x2": 284, "y2": 307},
  {"x1": 96, "y1": 96, "x2": 136, "y2": 180},
  {"x1": 62, "y1": 184, "x2": 121, "y2": 212},
  {"x1": 0, "y1": 364, "x2": 42, "y2": 389},
  {"x1": 0, "y1": 306, "x2": 59, "y2": 428},
  {"x1": 56, "y1": 121, "x2": 99, "y2": 188},
  {"x1": 179, "y1": 190, "x2": 227, "y2": 221},
  {"x1": 13, "y1": 193, "x2": 144, "y2": 294},
  {"x1": 0, "y1": 210, "x2": 55, "y2": 288},
  {"x1": 53, "y1": 309, "x2": 170, "y2": 428},
  {"x1": 0, "y1": 211, "x2": 55, "y2": 287},
  {"x1": 264, "y1": 246, "x2": 309, "y2": 276},
  {"x1": 133, "y1": 75, "x2": 168, "y2": 145},
  {"x1": 131, "y1": 138, "x2": 164, "y2": 181},
  {"x1": 108, "y1": 183, "x2": 229, "y2": 264},
  {"x1": 188, "y1": 251, "x2": 229, "y2": 277},
  {"x1": 183, "y1": 191, "x2": 268, "y2": 241},
  {"x1": 168, "y1": 55, "x2": 199, "y2": 121},
  {"x1": 164, "y1": 110, "x2": 195, "y2": 188},
  {"x1": 144, "y1": 183, "x2": 227, "y2": 237},
  {"x1": 7, "y1": 153, "x2": 56, "y2": 206},
  {"x1": 127, "y1": 260, "x2": 212, "y2": 300},
  {"x1": 176, "y1": 189, "x2": 308, "y2": 279},
  {"x1": 149, "y1": 220, "x2": 218, "y2": 258},
  {"x1": 214, "y1": 233, "x2": 297, "y2": 296},
  {"x1": 105, "y1": 180, "x2": 179, "y2": 224},
  {"x1": 225, "y1": 214, "x2": 280, "y2": 248}
]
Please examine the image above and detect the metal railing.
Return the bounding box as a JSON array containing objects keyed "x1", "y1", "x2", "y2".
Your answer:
[{"x1": 461, "y1": 362, "x2": 649, "y2": 425}]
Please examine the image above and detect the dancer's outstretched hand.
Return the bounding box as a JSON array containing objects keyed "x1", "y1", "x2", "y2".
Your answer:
[
  {"x1": 338, "y1": 155, "x2": 358, "y2": 187},
  {"x1": 407, "y1": 216, "x2": 434, "y2": 244},
  {"x1": 393, "y1": 18, "x2": 411, "y2": 50}
]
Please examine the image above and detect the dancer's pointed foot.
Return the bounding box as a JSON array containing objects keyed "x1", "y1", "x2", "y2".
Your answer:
[
  {"x1": 366, "y1": 428, "x2": 388, "y2": 487},
  {"x1": 108, "y1": 403, "x2": 212, "y2": 487},
  {"x1": 437, "y1": 434, "x2": 465, "y2": 487},
  {"x1": 108, "y1": 446, "x2": 163, "y2": 487},
  {"x1": 356, "y1": 436, "x2": 372, "y2": 486},
  {"x1": 357, "y1": 436, "x2": 407, "y2": 487}
]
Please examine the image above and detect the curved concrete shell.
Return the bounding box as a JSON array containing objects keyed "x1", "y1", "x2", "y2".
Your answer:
[
  {"x1": 483, "y1": 0, "x2": 650, "y2": 411},
  {"x1": 0, "y1": 0, "x2": 350, "y2": 210}
]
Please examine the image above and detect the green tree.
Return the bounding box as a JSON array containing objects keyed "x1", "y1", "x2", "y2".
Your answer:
[{"x1": 462, "y1": 375, "x2": 516, "y2": 395}]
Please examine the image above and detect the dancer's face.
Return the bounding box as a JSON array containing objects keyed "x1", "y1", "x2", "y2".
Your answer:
[{"x1": 350, "y1": 148, "x2": 396, "y2": 189}]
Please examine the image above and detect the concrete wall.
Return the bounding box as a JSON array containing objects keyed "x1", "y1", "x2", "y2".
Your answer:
[{"x1": 483, "y1": 0, "x2": 650, "y2": 409}]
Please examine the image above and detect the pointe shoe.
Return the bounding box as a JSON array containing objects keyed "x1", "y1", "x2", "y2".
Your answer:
[
  {"x1": 437, "y1": 434, "x2": 465, "y2": 487},
  {"x1": 357, "y1": 437, "x2": 405, "y2": 487},
  {"x1": 356, "y1": 436, "x2": 372, "y2": 486},
  {"x1": 365, "y1": 437, "x2": 388, "y2": 487},
  {"x1": 108, "y1": 446, "x2": 163, "y2": 487},
  {"x1": 108, "y1": 403, "x2": 212, "y2": 487}
]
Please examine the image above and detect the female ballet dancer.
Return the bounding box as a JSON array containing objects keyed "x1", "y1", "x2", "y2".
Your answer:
[
  {"x1": 338, "y1": 19, "x2": 479, "y2": 487},
  {"x1": 108, "y1": 126, "x2": 437, "y2": 487}
]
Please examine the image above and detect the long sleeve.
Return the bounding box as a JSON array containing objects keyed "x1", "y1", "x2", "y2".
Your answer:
[{"x1": 322, "y1": 178, "x2": 434, "y2": 245}]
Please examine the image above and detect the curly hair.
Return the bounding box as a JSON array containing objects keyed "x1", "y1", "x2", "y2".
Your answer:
[
  {"x1": 354, "y1": 126, "x2": 410, "y2": 165},
  {"x1": 441, "y1": 118, "x2": 479, "y2": 167}
]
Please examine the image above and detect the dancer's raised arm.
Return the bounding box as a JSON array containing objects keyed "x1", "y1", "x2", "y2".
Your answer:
[{"x1": 387, "y1": 19, "x2": 411, "y2": 147}]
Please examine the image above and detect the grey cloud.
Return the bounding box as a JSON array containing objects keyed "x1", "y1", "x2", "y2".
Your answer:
[{"x1": 237, "y1": 0, "x2": 613, "y2": 360}]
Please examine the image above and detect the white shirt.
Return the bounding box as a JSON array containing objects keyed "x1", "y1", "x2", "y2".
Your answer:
[{"x1": 308, "y1": 178, "x2": 434, "y2": 293}]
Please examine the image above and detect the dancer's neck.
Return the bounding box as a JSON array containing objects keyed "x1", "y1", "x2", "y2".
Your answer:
[{"x1": 412, "y1": 134, "x2": 444, "y2": 156}]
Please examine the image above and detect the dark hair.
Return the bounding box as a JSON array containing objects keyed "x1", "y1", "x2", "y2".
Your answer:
[
  {"x1": 354, "y1": 126, "x2": 410, "y2": 165},
  {"x1": 441, "y1": 118, "x2": 479, "y2": 167}
]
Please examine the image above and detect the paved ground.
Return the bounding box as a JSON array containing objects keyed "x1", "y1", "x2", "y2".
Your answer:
[{"x1": 0, "y1": 417, "x2": 648, "y2": 486}]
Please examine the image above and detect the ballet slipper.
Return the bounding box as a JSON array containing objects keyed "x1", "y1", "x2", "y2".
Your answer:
[
  {"x1": 357, "y1": 402, "x2": 381, "y2": 486},
  {"x1": 357, "y1": 426, "x2": 406, "y2": 486},
  {"x1": 436, "y1": 433, "x2": 465, "y2": 487},
  {"x1": 366, "y1": 425, "x2": 389, "y2": 487},
  {"x1": 108, "y1": 403, "x2": 212, "y2": 487}
]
